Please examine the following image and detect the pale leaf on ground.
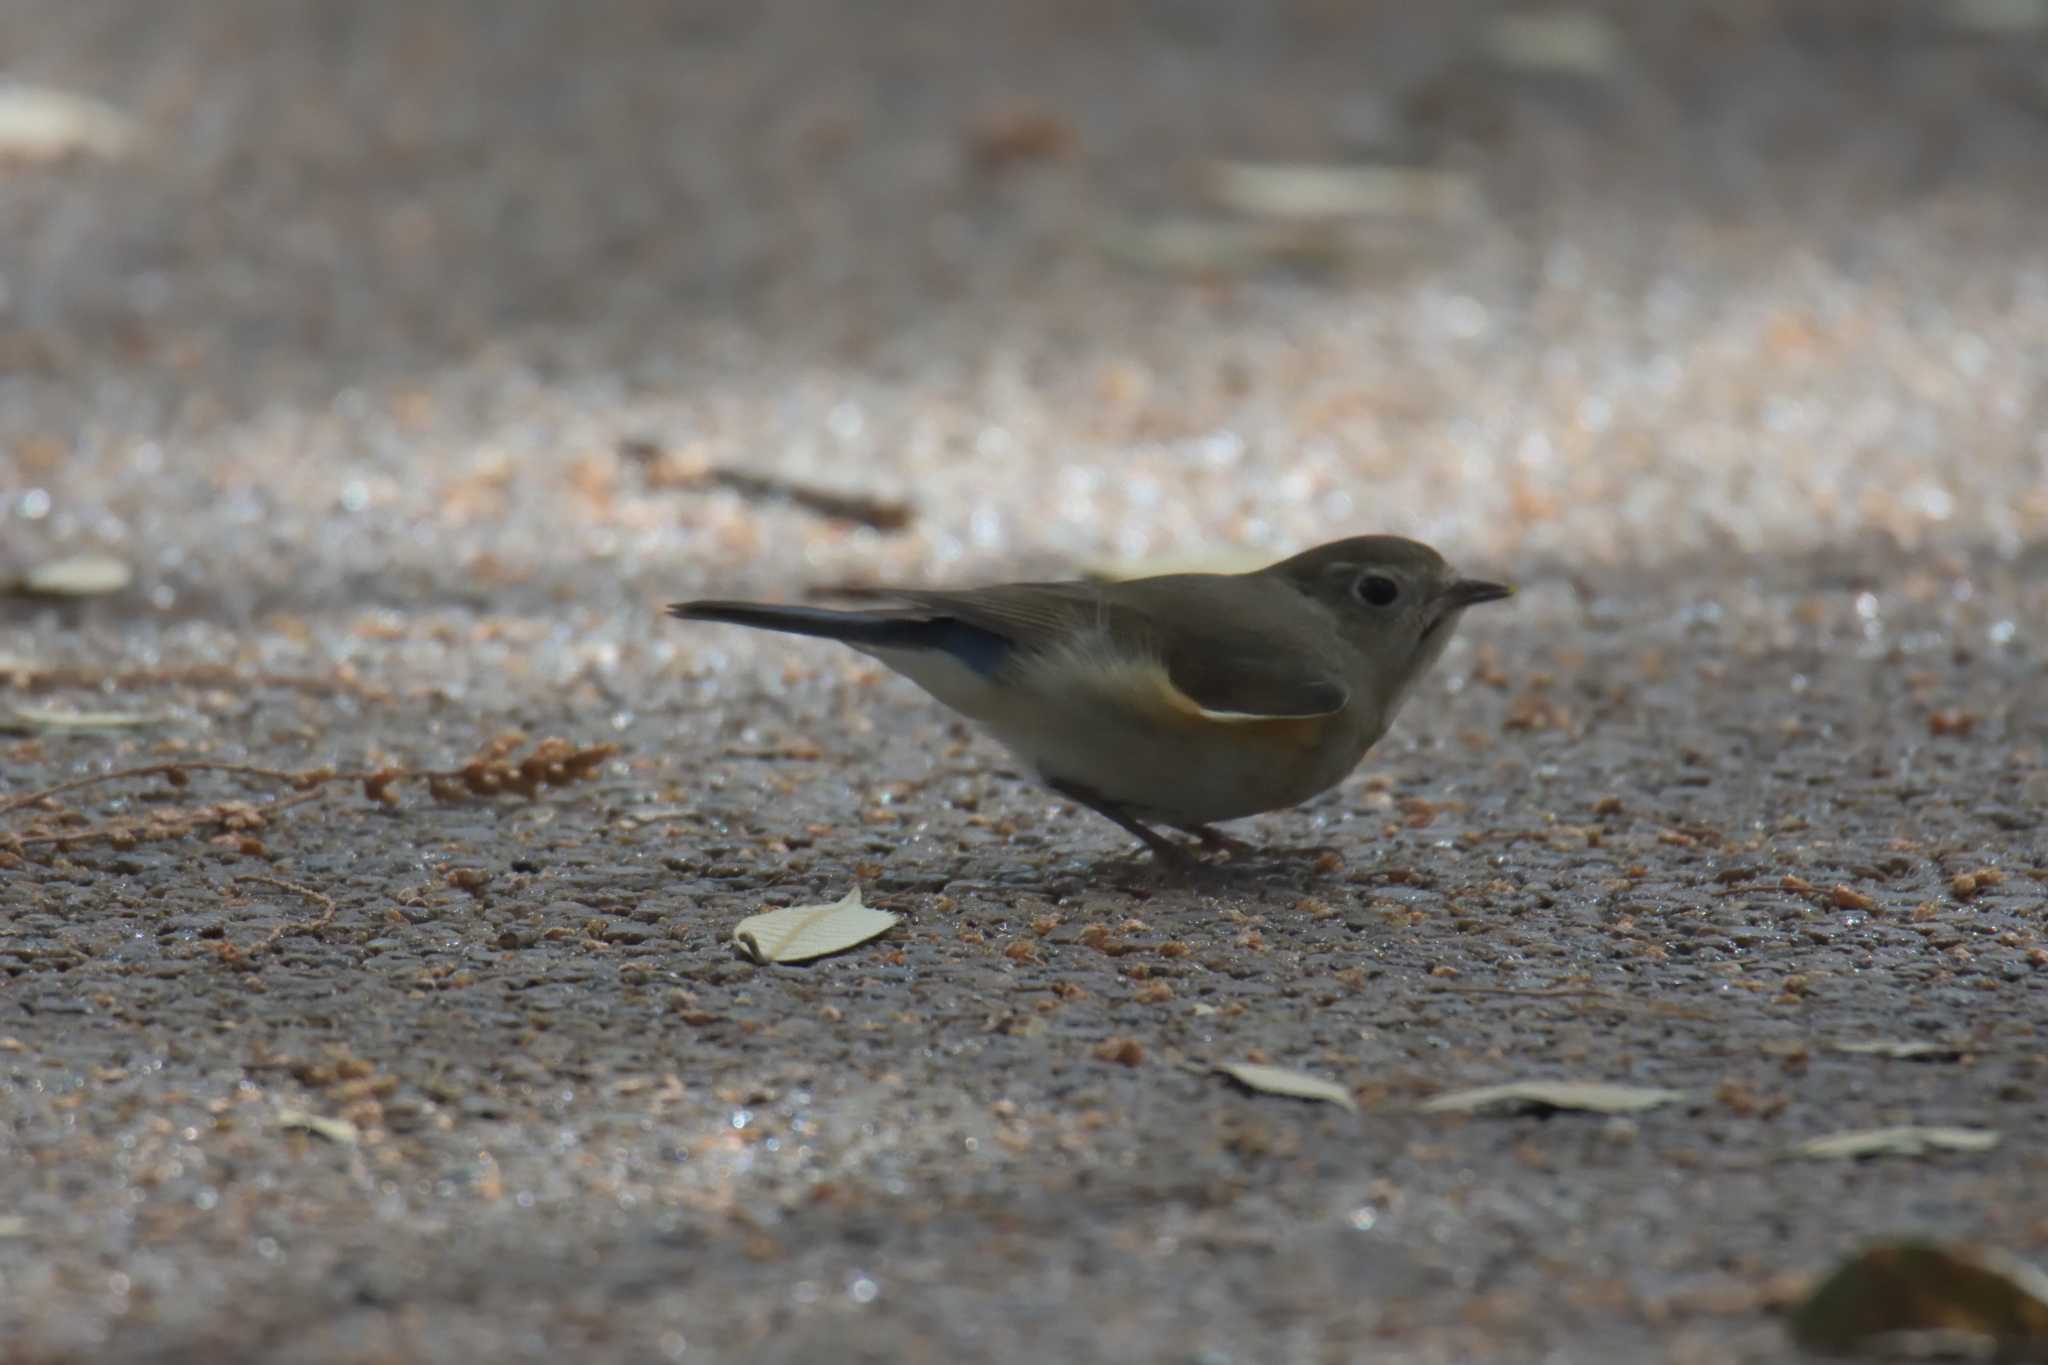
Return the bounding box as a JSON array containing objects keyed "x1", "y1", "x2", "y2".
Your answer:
[
  {"x1": 1420, "y1": 1080, "x2": 1688, "y2": 1115},
  {"x1": 1205, "y1": 161, "x2": 1481, "y2": 224},
  {"x1": 277, "y1": 1109, "x2": 361, "y2": 1145},
  {"x1": 16, "y1": 553, "x2": 133, "y2": 598},
  {"x1": 0, "y1": 82, "x2": 138, "y2": 162},
  {"x1": 1789, "y1": 1127, "x2": 2001, "y2": 1160},
  {"x1": 1217, "y1": 1062, "x2": 1358, "y2": 1114},
  {"x1": 733, "y1": 887, "x2": 899, "y2": 965},
  {"x1": 1, "y1": 706, "x2": 164, "y2": 735},
  {"x1": 616, "y1": 805, "x2": 699, "y2": 829}
]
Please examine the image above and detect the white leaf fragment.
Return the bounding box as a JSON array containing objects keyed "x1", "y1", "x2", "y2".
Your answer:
[
  {"x1": 1791, "y1": 1126, "x2": 2002, "y2": 1160},
  {"x1": 1217, "y1": 1062, "x2": 1358, "y2": 1114},
  {"x1": 0, "y1": 83, "x2": 139, "y2": 162},
  {"x1": 733, "y1": 887, "x2": 898, "y2": 965},
  {"x1": 1420, "y1": 1080, "x2": 1688, "y2": 1115},
  {"x1": 1, "y1": 705, "x2": 163, "y2": 734},
  {"x1": 1206, "y1": 161, "x2": 1481, "y2": 224},
  {"x1": 616, "y1": 805, "x2": 698, "y2": 829},
  {"x1": 17, "y1": 553, "x2": 133, "y2": 598},
  {"x1": 277, "y1": 1109, "x2": 360, "y2": 1145}
]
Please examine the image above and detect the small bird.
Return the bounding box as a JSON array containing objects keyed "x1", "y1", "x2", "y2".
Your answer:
[{"x1": 670, "y1": 535, "x2": 1510, "y2": 865}]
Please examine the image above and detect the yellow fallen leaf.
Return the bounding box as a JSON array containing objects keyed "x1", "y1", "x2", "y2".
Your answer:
[
  {"x1": 1217, "y1": 1062, "x2": 1358, "y2": 1114},
  {"x1": 733, "y1": 887, "x2": 899, "y2": 965}
]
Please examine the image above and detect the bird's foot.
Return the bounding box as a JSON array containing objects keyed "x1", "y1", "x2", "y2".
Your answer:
[
  {"x1": 1178, "y1": 824, "x2": 1258, "y2": 859},
  {"x1": 1049, "y1": 780, "x2": 1204, "y2": 872}
]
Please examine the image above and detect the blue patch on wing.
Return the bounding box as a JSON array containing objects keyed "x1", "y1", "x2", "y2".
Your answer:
[{"x1": 921, "y1": 620, "x2": 1013, "y2": 677}]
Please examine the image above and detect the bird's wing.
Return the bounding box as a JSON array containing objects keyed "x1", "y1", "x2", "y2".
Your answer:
[
  {"x1": 887, "y1": 578, "x2": 1350, "y2": 721},
  {"x1": 1156, "y1": 636, "x2": 1349, "y2": 719},
  {"x1": 880, "y1": 581, "x2": 1111, "y2": 648}
]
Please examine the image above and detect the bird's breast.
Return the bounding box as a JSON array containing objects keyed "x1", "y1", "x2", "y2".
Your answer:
[{"x1": 861, "y1": 635, "x2": 1380, "y2": 825}]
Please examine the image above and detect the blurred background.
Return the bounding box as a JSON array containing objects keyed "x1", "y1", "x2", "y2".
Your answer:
[{"x1": 4, "y1": 0, "x2": 2044, "y2": 656}]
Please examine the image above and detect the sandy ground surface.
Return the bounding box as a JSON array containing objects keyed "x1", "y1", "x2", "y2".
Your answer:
[{"x1": 4, "y1": 1, "x2": 2047, "y2": 1361}]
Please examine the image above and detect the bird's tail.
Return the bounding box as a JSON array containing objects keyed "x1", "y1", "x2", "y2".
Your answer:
[{"x1": 669, "y1": 600, "x2": 1011, "y2": 674}]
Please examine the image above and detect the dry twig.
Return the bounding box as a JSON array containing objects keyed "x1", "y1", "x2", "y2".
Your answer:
[
  {"x1": 620, "y1": 437, "x2": 914, "y2": 531},
  {"x1": 1, "y1": 661, "x2": 390, "y2": 700}
]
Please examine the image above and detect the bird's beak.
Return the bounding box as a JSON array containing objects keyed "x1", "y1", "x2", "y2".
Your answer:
[{"x1": 1439, "y1": 578, "x2": 1515, "y2": 610}]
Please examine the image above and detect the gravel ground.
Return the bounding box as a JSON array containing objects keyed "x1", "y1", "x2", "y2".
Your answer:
[{"x1": 4, "y1": 2, "x2": 2047, "y2": 1362}]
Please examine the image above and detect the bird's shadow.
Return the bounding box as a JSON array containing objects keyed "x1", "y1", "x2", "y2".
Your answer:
[{"x1": 1019, "y1": 842, "x2": 1349, "y2": 897}]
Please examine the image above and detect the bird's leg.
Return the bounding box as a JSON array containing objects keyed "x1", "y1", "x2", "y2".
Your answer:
[
  {"x1": 1175, "y1": 823, "x2": 1257, "y2": 858},
  {"x1": 1047, "y1": 779, "x2": 1193, "y2": 867}
]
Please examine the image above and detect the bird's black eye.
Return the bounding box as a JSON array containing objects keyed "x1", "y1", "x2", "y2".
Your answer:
[{"x1": 1354, "y1": 574, "x2": 1400, "y2": 607}]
